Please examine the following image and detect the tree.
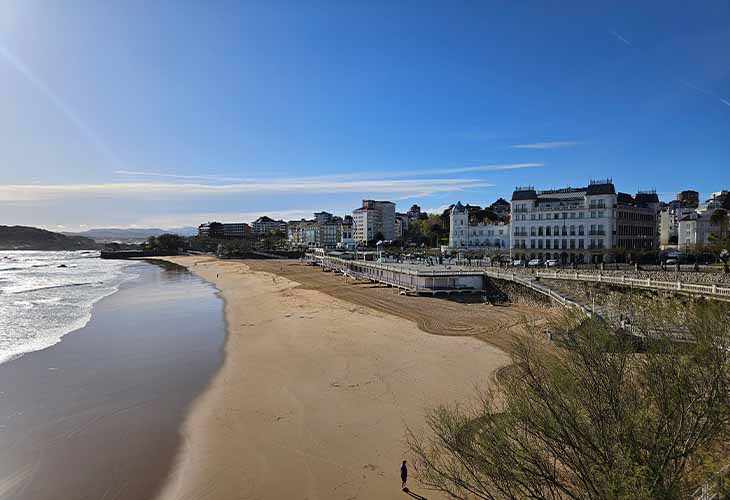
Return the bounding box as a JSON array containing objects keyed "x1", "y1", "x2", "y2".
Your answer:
[
  {"x1": 408, "y1": 301, "x2": 730, "y2": 500},
  {"x1": 156, "y1": 233, "x2": 186, "y2": 253},
  {"x1": 710, "y1": 209, "x2": 729, "y2": 243}
]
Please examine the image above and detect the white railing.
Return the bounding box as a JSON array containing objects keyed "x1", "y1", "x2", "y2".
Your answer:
[
  {"x1": 482, "y1": 270, "x2": 590, "y2": 313},
  {"x1": 532, "y1": 271, "x2": 730, "y2": 298},
  {"x1": 305, "y1": 254, "x2": 587, "y2": 308}
]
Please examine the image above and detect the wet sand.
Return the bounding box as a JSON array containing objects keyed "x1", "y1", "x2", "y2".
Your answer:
[
  {"x1": 156, "y1": 257, "x2": 547, "y2": 500},
  {"x1": 0, "y1": 261, "x2": 225, "y2": 500}
]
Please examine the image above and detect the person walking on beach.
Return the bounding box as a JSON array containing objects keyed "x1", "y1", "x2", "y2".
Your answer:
[{"x1": 400, "y1": 460, "x2": 408, "y2": 490}]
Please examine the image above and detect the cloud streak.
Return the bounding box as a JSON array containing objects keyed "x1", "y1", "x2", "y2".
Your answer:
[
  {"x1": 680, "y1": 80, "x2": 730, "y2": 110},
  {"x1": 0, "y1": 178, "x2": 494, "y2": 202},
  {"x1": 609, "y1": 30, "x2": 632, "y2": 46},
  {"x1": 115, "y1": 162, "x2": 542, "y2": 184},
  {"x1": 115, "y1": 170, "x2": 254, "y2": 182},
  {"x1": 510, "y1": 141, "x2": 580, "y2": 150}
]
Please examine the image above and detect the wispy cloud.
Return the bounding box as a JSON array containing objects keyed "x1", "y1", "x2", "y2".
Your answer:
[
  {"x1": 115, "y1": 162, "x2": 541, "y2": 184},
  {"x1": 680, "y1": 80, "x2": 730, "y2": 110},
  {"x1": 0, "y1": 178, "x2": 493, "y2": 202},
  {"x1": 0, "y1": 43, "x2": 121, "y2": 166},
  {"x1": 510, "y1": 141, "x2": 580, "y2": 150},
  {"x1": 421, "y1": 162, "x2": 543, "y2": 175},
  {"x1": 609, "y1": 30, "x2": 632, "y2": 46},
  {"x1": 115, "y1": 170, "x2": 254, "y2": 182}
]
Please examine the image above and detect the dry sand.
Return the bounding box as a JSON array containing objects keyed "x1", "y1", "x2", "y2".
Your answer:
[{"x1": 156, "y1": 257, "x2": 546, "y2": 500}]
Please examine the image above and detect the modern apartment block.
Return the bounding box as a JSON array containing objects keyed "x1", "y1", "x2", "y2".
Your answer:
[
  {"x1": 510, "y1": 180, "x2": 660, "y2": 264},
  {"x1": 615, "y1": 191, "x2": 660, "y2": 253},
  {"x1": 198, "y1": 221, "x2": 251, "y2": 239},
  {"x1": 394, "y1": 213, "x2": 409, "y2": 240},
  {"x1": 352, "y1": 200, "x2": 396, "y2": 243},
  {"x1": 251, "y1": 216, "x2": 288, "y2": 234},
  {"x1": 448, "y1": 201, "x2": 510, "y2": 251},
  {"x1": 288, "y1": 214, "x2": 343, "y2": 249}
]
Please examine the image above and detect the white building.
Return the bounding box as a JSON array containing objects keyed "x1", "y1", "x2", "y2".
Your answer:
[
  {"x1": 660, "y1": 202, "x2": 696, "y2": 246},
  {"x1": 678, "y1": 209, "x2": 723, "y2": 251},
  {"x1": 288, "y1": 215, "x2": 342, "y2": 249},
  {"x1": 510, "y1": 180, "x2": 658, "y2": 264},
  {"x1": 287, "y1": 220, "x2": 319, "y2": 248},
  {"x1": 352, "y1": 200, "x2": 396, "y2": 243},
  {"x1": 252, "y1": 216, "x2": 287, "y2": 234},
  {"x1": 448, "y1": 202, "x2": 510, "y2": 252}
]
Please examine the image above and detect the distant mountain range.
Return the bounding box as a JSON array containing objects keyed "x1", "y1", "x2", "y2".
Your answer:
[
  {"x1": 63, "y1": 227, "x2": 198, "y2": 242},
  {"x1": 0, "y1": 226, "x2": 100, "y2": 251}
]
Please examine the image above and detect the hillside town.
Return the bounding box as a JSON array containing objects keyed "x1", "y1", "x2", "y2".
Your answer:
[{"x1": 195, "y1": 180, "x2": 730, "y2": 267}]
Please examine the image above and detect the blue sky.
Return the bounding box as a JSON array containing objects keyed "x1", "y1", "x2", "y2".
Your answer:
[{"x1": 0, "y1": 0, "x2": 728, "y2": 231}]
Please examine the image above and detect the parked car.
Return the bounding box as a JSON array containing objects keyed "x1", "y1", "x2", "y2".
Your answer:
[
  {"x1": 545, "y1": 259, "x2": 559, "y2": 267},
  {"x1": 528, "y1": 258, "x2": 543, "y2": 267},
  {"x1": 512, "y1": 259, "x2": 525, "y2": 267}
]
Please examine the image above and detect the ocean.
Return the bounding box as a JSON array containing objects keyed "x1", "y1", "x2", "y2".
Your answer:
[{"x1": 0, "y1": 250, "x2": 136, "y2": 365}]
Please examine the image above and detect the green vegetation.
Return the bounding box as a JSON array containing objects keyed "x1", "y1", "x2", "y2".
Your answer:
[
  {"x1": 408, "y1": 301, "x2": 730, "y2": 499},
  {"x1": 0, "y1": 225, "x2": 99, "y2": 250},
  {"x1": 142, "y1": 233, "x2": 188, "y2": 254}
]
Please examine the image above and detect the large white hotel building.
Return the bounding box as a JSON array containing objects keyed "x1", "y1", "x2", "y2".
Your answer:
[{"x1": 510, "y1": 180, "x2": 659, "y2": 264}]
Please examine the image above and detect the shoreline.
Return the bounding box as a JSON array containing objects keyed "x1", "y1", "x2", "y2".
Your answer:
[
  {"x1": 0, "y1": 260, "x2": 225, "y2": 500},
  {"x1": 155, "y1": 257, "x2": 542, "y2": 500}
]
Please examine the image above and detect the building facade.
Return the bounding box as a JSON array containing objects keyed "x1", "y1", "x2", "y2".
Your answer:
[
  {"x1": 352, "y1": 200, "x2": 396, "y2": 243},
  {"x1": 288, "y1": 215, "x2": 342, "y2": 249},
  {"x1": 488, "y1": 198, "x2": 511, "y2": 219},
  {"x1": 510, "y1": 180, "x2": 659, "y2": 264},
  {"x1": 448, "y1": 202, "x2": 510, "y2": 251},
  {"x1": 198, "y1": 221, "x2": 251, "y2": 239},
  {"x1": 678, "y1": 209, "x2": 723, "y2": 251},
  {"x1": 252, "y1": 216, "x2": 287, "y2": 234},
  {"x1": 615, "y1": 191, "x2": 660, "y2": 256},
  {"x1": 339, "y1": 216, "x2": 355, "y2": 249},
  {"x1": 659, "y1": 201, "x2": 696, "y2": 246},
  {"x1": 394, "y1": 213, "x2": 409, "y2": 240}
]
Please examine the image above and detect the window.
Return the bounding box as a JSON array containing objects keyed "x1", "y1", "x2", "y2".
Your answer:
[{"x1": 570, "y1": 225, "x2": 575, "y2": 236}]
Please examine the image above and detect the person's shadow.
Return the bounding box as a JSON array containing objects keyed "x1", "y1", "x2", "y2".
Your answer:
[{"x1": 402, "y1": 487, "x2": 428, "y2": 499}]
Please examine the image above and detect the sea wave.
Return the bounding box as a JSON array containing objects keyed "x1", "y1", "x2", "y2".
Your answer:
[
  {"x1": 3, "y1": 282, "x2": 98, "y2": 295},
  {"x1": 0, "y1": 251, "x2": 138, "y2": 365}
]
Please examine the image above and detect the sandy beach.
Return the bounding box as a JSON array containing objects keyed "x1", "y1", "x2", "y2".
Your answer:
[{"x1": 156, "y1": 257, "x2": 546, "y2": 500}]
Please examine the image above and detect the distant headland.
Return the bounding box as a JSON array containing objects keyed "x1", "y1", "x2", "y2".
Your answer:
[{"x1": 0, "y1": 225, "x2": 100, "y2": 251}]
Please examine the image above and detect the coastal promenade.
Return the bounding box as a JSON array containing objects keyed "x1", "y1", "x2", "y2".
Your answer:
[{"x1": 305, "y1": 254, "x2": 730, "y2": 301}]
